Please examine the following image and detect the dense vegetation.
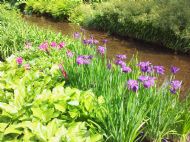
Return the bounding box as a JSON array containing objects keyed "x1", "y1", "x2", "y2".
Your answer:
[
  {"x1": 0, "y1": 4, "x2": 190, "y2": 142},
  {"x1": 13, "y1": 0, "x2": 190, "y2": 53},
  {"x1": 71, "y1": 0, "x2": 190, "y2": 53}
]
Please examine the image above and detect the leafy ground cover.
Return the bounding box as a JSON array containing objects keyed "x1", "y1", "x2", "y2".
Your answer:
[{"x1": 0, "y1": 4, "x2": 190, "y2": 142}]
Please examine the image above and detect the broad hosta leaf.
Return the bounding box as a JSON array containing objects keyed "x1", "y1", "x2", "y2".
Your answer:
[
  {"x1": 0, "y1": 123, "x2": 8, "y2": 132},
  {"x1": 54, "y1": 102, "x2": 67, "y2": 113},
  {"x1": 13, "y1": 80, "x2": 26, "y2": 110},
  {"x1": 0, "y1": 102, "x2": 18, "y2": 114},
  {"x1": 4, "y1": 124, "x2": 23, "y2": 135},
  {"x1": 50, "y1": 125, "x2": 67, "y2": 142},
  {"x1": 31, "y1": 107, "x2": 56, "y2": 122}
]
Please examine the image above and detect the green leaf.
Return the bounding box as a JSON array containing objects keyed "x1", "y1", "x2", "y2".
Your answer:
[
  {"x1": 4, "y1": 124, "x2": 23, "y2": 135},
  {"x1": 31, "y1": 107, "x2": 56, "y2": 122},
  {"x1": 0, "y1": 123, "x2": 8, "y2": 132},
  {"x1": 0, "y1": 102, "x2": 18, "y2": 114},
  {"x1": 68, "y1": 100, "x2": 79, "y2": 106},
  {"x1": 54, "y1": 102, "x2": 67, "y2": 113},
  {"x1": 50, "y1": 125, "x2": 67, "y2": 142},
  {"x1": 90, "y1": 134, "x2": 103, "y2": 142}
]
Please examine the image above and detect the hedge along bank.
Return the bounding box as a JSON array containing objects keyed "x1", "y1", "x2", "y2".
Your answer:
[
  {"x1": 16, "y1": 0, "x2": 190, "y2": 54},
  {"x1": 1, "y1": 4, "x2": 190, "y2": 142}
]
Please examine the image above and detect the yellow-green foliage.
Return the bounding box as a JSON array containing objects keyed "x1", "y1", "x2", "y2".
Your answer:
[
  {"x1": 25, "y1": 0, "x2": 82, "y2": 19},
  {"x1": 69, "y1": 4, "x2": 94, "y2": 25}
]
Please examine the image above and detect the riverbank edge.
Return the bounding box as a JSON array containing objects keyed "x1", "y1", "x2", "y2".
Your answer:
[
  {"x1": 24, "y1": 12, "x2": 190, "y2": 56},
  {"x1": 16, "y1": 2, "x2": 190, "y2": 55}
]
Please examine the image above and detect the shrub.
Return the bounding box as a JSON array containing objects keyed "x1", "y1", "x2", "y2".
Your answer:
[
  {"x1": 25, "y1": 0, "x2": 82, "y2": 20},
  {"x1": 84, "y1": 0, "x2": 190, "y2": 53},
  {"x1": 69, "y1": 4, "x2": 94, "y2": 26}
]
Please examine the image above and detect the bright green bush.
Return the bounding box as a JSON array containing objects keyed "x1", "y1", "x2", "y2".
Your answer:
[
  {"x1": 69, "y1": 4, "x2": 94, "y2": 26},
  {"x1": 25, "y1": 0, "x2": 82, "y2": 20}
]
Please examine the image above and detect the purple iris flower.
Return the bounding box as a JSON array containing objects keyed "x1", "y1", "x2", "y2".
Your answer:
[
  {"x1": 83, "y1": 39, "x2": 88, "y2": 45},
  {"x1": 138, "y1": 61, "x2": 153, "y2": 73},
  {"x1": 16, "y1": 57, "x2": 23, "y2": 65},
  {"x1": 58, "y1": 42, "x2": 65, "y2": 49},
  {"x1": 122, "y1": 66, "x2": 132, "y2": 73},
  {"x1": 83, "y1": 38, "x2": 99, "y2": 45},
  {"x1": 50, "y1": 41, "x2": 57, "y2": 47},
  {"x1": 154, "y1": 66, "x2": 165, "y2": 75},
  {"x1": 171, "y1": 66, "x2": 180, "y2": 74},
  {"x1": 116, "y1": 54, "x2": 127, "y2": 60},
  {"x1": 73, "y1": 32, "x2": 81, "y2": 39},
  {"x1": 127, "y1": 80, "x2": 139, "y2": 92},
  {"x1": 138, "y1": 76, "x2": 156, "y2": 88},
  {"x1": 143, "y1": 77, "x2": 156, "y2": 88},
  {"x1": 76, "y1": 55, "x2": 93, "y2": 65},
  {"x1": 138, "y1": 76, "x2": 149, "y2": 82},
  {"x1": 87, "y1": 39, "x2": 94, "y2": 44},
  {"x1": 170, "y1": 80, "x2": 182, "y2": 94},
  {"x1": 39, "y1": 42, "x2": 48, "y2": 51},
  {"x1": 97, "y1": 46, "x2": 106, "y2": 55},
  {"x1": 115, "y1": 60, "x2": 126, "y2": 68}
]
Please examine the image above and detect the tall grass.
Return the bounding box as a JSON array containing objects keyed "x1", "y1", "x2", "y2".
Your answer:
[
  {"x1": 1, "y1": 4, "x2": 190, "y2": 141},
  {"x1": 0, "y1": 4, "x2": 67, "y2": 59}
]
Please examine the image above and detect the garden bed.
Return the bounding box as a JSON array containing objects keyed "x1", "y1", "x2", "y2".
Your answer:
[{"x1": 0, "y1": 4, "x2": 190, "y2": 142}]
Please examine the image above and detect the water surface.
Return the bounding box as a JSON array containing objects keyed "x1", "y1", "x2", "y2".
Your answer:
[{"x1": 23, "y1": 15, "x2": 190, "y2": 96}]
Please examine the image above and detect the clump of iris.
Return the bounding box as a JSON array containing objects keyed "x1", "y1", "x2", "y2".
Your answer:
[
  {"x1": 138, "y1": 76, "x2": 156, "y2": 88},
  {"x1": 76, "y1": 55, "x2": 93, "y2": 65}
]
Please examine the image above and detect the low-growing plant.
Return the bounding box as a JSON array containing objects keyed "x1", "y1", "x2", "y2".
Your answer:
[{"x1": 0, "y1": 54, "x2": 104, "y2": 141}]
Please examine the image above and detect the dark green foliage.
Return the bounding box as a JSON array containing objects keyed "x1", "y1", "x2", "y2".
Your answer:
[
  {"x1": 84, "y1": 0, "x2": 190, "y2": 53},
  {"x1": 69, "y1": 0, "x2": 190, "y2": 53}
]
